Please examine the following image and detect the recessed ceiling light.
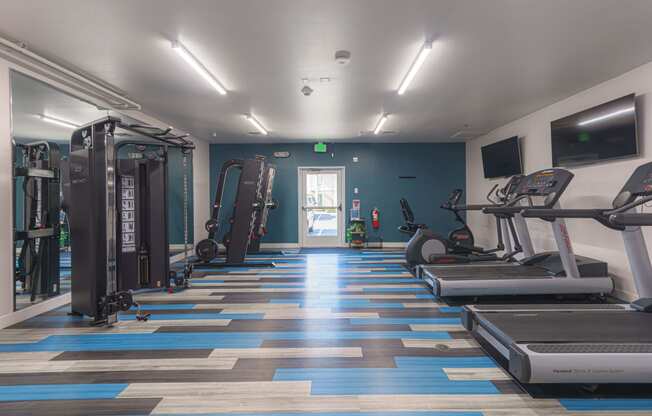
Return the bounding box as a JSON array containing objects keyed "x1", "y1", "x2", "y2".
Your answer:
[
  {"x1": 38, "y1": 114, "x2": 79, "y2": 129},
  {"x1": 397, "y1": 41, "x2": 432, "y2": 95},
  {"x1": 171, "y1": 40, "x2": 227, "y2": 95},
  {"x1": 244, "y1": 114, "x2": 268, "y2": 135},
  {"x1": 373, "y1": 114, "x2": 388, "y2": 135}
]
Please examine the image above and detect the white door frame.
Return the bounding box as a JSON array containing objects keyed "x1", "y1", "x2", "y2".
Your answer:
[{"x1": 297, "y1": 166, "x2": 346, "y2": 247}]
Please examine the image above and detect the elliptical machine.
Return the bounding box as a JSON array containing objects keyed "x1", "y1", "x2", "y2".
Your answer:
[
  {"x1": 399, "y1": 191, "x2": 477, "y2": 256},
  {"x1": 403, "y1": 176, "x2": 523, "y2": 269}
]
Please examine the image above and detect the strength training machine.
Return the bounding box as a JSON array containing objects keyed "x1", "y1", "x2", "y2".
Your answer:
[
  {"x1": 195, "y1": 156, "x2": 277, "y2": 267},
  {"x1": 69, "y1": 117, "x2": 194, "y2": 325},
  {"x1": 13, "y1": 141, "x2": 61, "y2": 304}
]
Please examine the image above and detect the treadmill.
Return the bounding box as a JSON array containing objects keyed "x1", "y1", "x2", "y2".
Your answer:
[
  {"x1": 419, "y1": 168, "x2": 612, "y2": 297},
  {"x1": 462, "y1": 161, "x2": 652, "y2": 385}
]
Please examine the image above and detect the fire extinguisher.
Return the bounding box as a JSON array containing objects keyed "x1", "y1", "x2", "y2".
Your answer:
[{"x1": 371, "y1": 207, "x2": 380, "y2": 230}]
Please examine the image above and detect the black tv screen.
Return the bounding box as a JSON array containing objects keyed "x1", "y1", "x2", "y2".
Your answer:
[
  {"x1": 481, "y1": 136, "x2": 522, "y2": 178},
  {"x1": 551, "y1": 94, "x2": 638, "y2": 167}
]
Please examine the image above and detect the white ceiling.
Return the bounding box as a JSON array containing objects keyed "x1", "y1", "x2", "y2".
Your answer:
[{"x1": 3, "y1": 0, "x2": 652, "y2": 143}]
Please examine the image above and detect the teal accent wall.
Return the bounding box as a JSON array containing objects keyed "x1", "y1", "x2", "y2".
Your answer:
[
  {"x1": 116, "y1": 144, "x2": 194, "y2": 245},
  {"x1": 209, "y1": 143, "x2": 466, "y2": 244}
]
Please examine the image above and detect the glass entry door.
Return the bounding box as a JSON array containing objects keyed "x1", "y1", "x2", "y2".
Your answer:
[{"x1": 298, "y1": 167, "x2": 345, "y2": 247}]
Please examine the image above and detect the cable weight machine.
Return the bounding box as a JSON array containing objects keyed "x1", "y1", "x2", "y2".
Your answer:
[
  {"x1": 69, "y1": 117, "x2": 194, "y2": 325},
  {"x1": 13, "y1": 141, "x2": 61, "y2": 305}
]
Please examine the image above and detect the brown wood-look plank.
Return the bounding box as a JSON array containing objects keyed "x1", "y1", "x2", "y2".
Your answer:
[
  {"x1": 0, "y1": 398, "x2": 161, "y2": 416},
  {"x1": 0, "y1": 368, "x2": 275, "y2": 385}
]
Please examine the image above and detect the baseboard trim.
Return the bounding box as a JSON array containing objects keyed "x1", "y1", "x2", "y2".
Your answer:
[
  {"x1": 0, "y1": 250, "x2": 195, "y2": 328},
  {"x1": 365, "y1": 242, "x2": 406, "y2": 249},
  {"x1": 0, "y1": 293, "x2": 71, "y2": 330},
  {"x1": 260, "y1": 243, "x2": 300, "y2": 249}
]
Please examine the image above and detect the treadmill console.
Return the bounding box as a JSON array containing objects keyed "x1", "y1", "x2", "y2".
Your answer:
[
  {"x1": 513, "y1": 169, "x2": 573, "y2": 207},
  {"x1": 445, "y1": 189, "x2": 463, "y2": 207},
  {"x1": 613, "y1": 161, "x2": 652, "y2": 209},
  {"x1": 501, "y1": 175, "x2": 524, "y2": 200}
]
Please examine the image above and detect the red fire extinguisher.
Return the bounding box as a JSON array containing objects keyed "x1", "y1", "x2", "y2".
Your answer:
[{"x1": 371, "y1": 207, "x2": 380, "y2": 229}]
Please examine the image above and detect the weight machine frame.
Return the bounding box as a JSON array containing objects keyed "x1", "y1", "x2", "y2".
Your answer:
[
  {"x1": 13, "y1": 141, "x2": 61, "y2": 307},
  {"x1": 69, "y1": 116, "x2": 194, "y2": 326},
  {"x1": 194, "y1": 156, "x2": 277, "y2": 268}
]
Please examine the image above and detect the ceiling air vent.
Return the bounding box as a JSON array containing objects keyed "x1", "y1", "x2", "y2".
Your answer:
[{"x1": 450, "y1": 128, "x2": 486, "y2": 140}]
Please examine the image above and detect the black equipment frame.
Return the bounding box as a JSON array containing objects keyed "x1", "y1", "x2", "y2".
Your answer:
[
  {"x1": 13, "y1": 141, "x2": 61, "y2": 308},
  {"x1": 69, "y1": 116, "x2": 194, "y2": 325},
  {"x1": 195, "y1": 156, "x2": 277, "y2": 268}
]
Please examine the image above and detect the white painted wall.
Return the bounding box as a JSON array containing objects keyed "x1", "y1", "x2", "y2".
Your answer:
[
  {"x1": 192, "y1": 137, "x2": 210, "y2": 247},
  {"x1": 466, "y1": 60, "x2": 652, "y2": 301},
  {"x1": 0, "y1": 60, "x2": 14, "y2": 316}
]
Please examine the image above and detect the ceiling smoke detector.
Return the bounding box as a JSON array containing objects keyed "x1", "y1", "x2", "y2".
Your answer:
[
  {"x1": 335, "y1": 50, "x2": 351, "y2": 65},
  {"x1": 301, "y1": 85, "x2": 314, "y2": 96}
]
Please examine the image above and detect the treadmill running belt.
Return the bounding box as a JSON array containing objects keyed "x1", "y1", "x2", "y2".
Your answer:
[
  {"x1": 479, "y1": 311, "x2": 652, "y2": 343},
  {"x1": 472, "y1": 304, "x2": 624, "y2": 311},
  {"x1": 425, "y1": 266, "x2": 550, "y2": 277}
]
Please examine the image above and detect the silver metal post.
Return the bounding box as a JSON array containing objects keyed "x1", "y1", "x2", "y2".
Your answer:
[
  {"x1": 500, "y1": 217, "x2": 513, "y2": 255},
  {"x1": 550, "y1": 201, "x2": 580, "y2": 279},
  {"x1": 513, "y1": 212, "x2": 535, "y2": 258},
  {"x1": 622, "y1": 207, "x2": 652, "y2": 299}
]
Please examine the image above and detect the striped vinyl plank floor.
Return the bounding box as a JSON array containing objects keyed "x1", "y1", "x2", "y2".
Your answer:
[{"x1": 0, "y1": 249, "x2": 649, "y2": 415}]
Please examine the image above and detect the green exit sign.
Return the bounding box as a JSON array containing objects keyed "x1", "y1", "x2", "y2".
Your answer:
[{"x1": 314, "y1": 142, "x2": 327, "y2": 153}]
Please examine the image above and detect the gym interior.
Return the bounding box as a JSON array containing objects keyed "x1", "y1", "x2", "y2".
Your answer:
[{"x1": 1, "y1": 1, "x2": 652, "y2": 414}]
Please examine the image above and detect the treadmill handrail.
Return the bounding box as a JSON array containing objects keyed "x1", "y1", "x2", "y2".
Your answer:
[
  {"x1": 483, "y1": 206, "x2": 528, "y2": 215},
  {"x1": 454, "y1": 203, "x2": 495, "y2": 211},
  {"x1": 520, "y1": 208, "x2": 619, "y2": 230},
  {"x1": 610, "y1": 213, "x2": 652, "y2": 227}
]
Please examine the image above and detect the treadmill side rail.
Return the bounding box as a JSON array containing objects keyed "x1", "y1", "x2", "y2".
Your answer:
[
  {"x1": 431, "y1": 276, "x2": 614, "y2": 297},
  {"x1": 523, "y1": 346, "x2": 652, "y2": 383}
]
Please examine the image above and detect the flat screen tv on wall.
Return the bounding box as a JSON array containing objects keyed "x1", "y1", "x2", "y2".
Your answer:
[
  {"x1": 481, "y1": 136, "x2": 523, "y2": 179},
  {"x1": 551, "y1": 94, "x2": 638, "y2": 167}
]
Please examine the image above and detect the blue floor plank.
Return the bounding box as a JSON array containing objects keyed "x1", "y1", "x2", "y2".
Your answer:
[
  {"x1": 561, "y1": 399, "x2": 652, "y2": 411},
  {"x1": 0, "y1": 330, "x2": 450, "y2": 352},
  {"x1": 273, "y1": 367, "x2": 499, "y2": 395},
  {"x1": 0, "y1": 383, "x2": 127, "y2": 401}
]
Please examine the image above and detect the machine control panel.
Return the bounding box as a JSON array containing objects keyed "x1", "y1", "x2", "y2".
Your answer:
[
  {"x1": 512, "y1": 168, "x2": 574, "y2": 207},
  {"x1": 614, "y1": 161, "x2": 652, "y2": 208}
]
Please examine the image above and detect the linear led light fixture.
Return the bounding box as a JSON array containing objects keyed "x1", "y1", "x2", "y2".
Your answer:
[
  {"x1": 172, "y1": 40, "x2": 227, "y2": 95},
  {"x1": 38, "y1": 114, "x2": 79, "y2": 129},
  {"x1": 373, "y1": 114, "x2": 388, "y2": 135},
  {"x1": 245, "y1": 114, "x2": 268, "y2": 135},
  {"x1": 397, "y1": 41, "x2": 433, "y2": 95},
  {"x1": 577, "y1": 107, "x2": 635, "y2": 126},
  {"x1": 0, "y1": 36, "x2": 141, "y2": 110}
]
